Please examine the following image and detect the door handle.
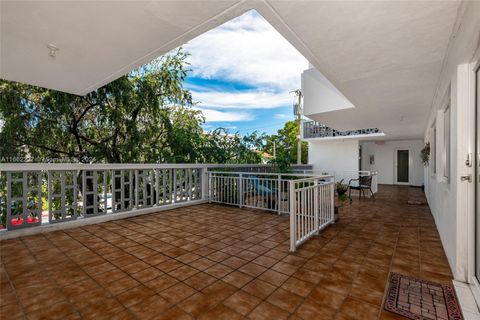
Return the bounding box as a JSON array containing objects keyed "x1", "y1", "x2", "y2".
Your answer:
[{"x1": 460, "y1": 175, "x2": 472, "y2": 182}]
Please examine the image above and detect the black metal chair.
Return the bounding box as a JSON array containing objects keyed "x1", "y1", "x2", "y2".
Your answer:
[{"x1": 348, "y1": 175, "x2": 375, "y2": 201}]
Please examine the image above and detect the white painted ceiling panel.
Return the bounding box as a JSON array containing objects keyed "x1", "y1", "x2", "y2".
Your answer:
[
  {"x1": 0, "y1": 0, "x2": 464, "y2": 140},
  {"x1": 266, "y1": 0, "x2": 461, "y2": 139},
  {"x1": 0, "y1": 0, "x2": 243, "y2": 94}
]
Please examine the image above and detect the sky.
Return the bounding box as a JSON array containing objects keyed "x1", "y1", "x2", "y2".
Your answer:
[{"x1": 181, "y1": 10, "x2": 308, "y2": 135}]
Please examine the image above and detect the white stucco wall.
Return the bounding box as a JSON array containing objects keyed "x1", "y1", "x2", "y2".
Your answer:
[
  {"x1": 423, "y1": 1, "x2": 480, "y2": 282},
  {"x1": 360, "y1": 140, "x2": 425, "y2": 186},
  {"x1": 308, "y1": 139, "x2": 359, "y2": 174},
  {"x1": 301, "y1": 68, "x2": 354, "y2": 116}
]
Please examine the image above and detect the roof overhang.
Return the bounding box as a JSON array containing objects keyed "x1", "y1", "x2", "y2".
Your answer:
[{"x1": 1, "y1": 0, "x2": 463, "y2": 139}]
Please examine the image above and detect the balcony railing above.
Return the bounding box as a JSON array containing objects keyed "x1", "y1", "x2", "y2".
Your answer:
[{"x1": 303, "y1": 121, "x2": 383, "y2": 139}]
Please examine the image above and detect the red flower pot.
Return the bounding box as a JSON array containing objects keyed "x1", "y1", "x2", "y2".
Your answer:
[{"x1": 10, "y1": 216, "x2": 39, "y2": 226}]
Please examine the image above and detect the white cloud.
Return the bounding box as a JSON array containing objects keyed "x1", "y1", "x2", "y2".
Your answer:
[
  {"x1": 184, "y1": 10, "x2": 307, "y2": 93},
  {"x1": 195, "y1": 108, "x2": 254, "y2": 122},
  {"x1": 192, "y1": 90, "x2": 292, "y2": 109},
  {"x1": 180, "y1": 10, "x2": 307, "y2": 126},
  {"x1": 274, "y1": 113, "x2": 290, "y2": 119}
]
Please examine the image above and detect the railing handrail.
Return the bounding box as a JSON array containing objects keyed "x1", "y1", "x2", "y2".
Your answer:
[
  {"x1": 294, "y1": 182, "x2": 333, "y2": 192},
  {"x1": 290, "y1": 176, "x2": 334, "y2": 184},
  {"x1": 316, "y1": 170, "x2": 377, "y2": 176},
  {"x1": 0, "y1": 163, "x2": 313, "y2": 172},
  {"x1": 0, "y1": 163, "x2": 208, "y2": 171},
  {"x1": 207, "y1": 171, "x2": 333, "y2": 180}
]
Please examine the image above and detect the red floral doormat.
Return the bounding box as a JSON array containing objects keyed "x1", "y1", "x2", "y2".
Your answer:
[{"x1": 384, "y1": 272, "x2": 462, "y2": 320}]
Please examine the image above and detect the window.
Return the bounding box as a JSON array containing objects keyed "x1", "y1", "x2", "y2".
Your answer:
[
  {"x1": 431, "y1": 123, "x2": 436, "y2": 175},
  {"x1": 443, "y1": 105, "x2": 450, "y2": 181}
]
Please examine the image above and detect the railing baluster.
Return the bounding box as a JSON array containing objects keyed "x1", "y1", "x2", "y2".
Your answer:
[
  {"x1": 135, "y1": 170, "x2": 139, "y2": 209},
  {"x1": 103, "y1": 170, "x2": 107, "y2": 213},
  {"x1": 239, "y1": 173, "x2": 243, "y2": 208},
  {"x1": 142, "y1": 170, "x2": 147, "y2": 206},
  {"x1": 82, "y1": 170, "x2": 86, "y2": 217},
  {"x1": 289, "y1": 180, "x2": 295, "y2": 252},
  {"x1": 172, "y1": 169, "x2": 177, "y2": 203},
  {"x1": 315, "y1": 187, "x2": 318, "y2": 231},
  {"x1": 277, "y1": 175, "x2": 281, "y2": 215}
]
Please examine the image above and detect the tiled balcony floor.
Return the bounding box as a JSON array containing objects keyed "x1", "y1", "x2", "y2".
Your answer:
[{"x1": 0, "y1": 185, "x2": 452, "y2": 319}]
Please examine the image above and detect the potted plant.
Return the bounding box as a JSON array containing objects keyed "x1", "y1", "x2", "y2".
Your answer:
[
  {"x1": 334, "y1": 180, "x2": 349, "y2": 222},
  {"x1": 27, "y1": 199, "x2": 40, "y2": 224},
  {"x1": 420, "y1": 142, "x2": 430, "y2": 166}
]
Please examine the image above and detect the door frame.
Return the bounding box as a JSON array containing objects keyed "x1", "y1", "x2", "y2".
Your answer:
[
  {"x1": 469, "y1": 49, "x2": 480, "y2": 304},
  {"x1": 394, "y1": 148, "x2": 411, "y2": 185}
]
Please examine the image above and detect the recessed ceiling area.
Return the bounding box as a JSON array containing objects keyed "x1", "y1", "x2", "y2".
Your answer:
[{"x1": 0, "y1": 0, "x2": 462, "y2": 140}]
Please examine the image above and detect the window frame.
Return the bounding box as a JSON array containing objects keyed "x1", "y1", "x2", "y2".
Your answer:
[
  {"x1": 443, "y1": 104, "x2": 451, "y2": 182},
  {"x1": 431, "y1": 122, "x2": 436, "y2": 177}
]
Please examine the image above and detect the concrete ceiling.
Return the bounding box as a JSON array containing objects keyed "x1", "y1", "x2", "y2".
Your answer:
[
  {"x1": 0, "y1": 1, "x2": 245, "y2": 94},
  {"x1": 264, "y1": 1, "x2": 461, "y2": 139},
  {"x1": 0, "y1": 0, "x2": 462, "y2": 139}
]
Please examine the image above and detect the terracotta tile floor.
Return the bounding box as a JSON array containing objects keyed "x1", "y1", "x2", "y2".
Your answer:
[{"x1": 0, "y1": 185, "x2": 453, "y2": 319}]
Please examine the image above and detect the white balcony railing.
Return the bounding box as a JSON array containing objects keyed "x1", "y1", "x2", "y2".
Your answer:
[
  {"x1": 0, "y1": 163, "x2": 334, "y2": 251},
  {"x1": 289, "y1": 177, "x2": 334, "y2": 251},
  {"x1": 303, "y1": 121, "x2": 383, "y2": 140},
  {"x1": 208, "y1": 171, "x2": 335, "y2": 251},
  {"x1": 0, "y1": 163, "x2": 215, "y2": 233},
  {"x1": 208, "y1": 171, "x2": 298, "y2": 214},
  {"x1": 0, "y1": 163, "x2": 309, "y2": 231}
]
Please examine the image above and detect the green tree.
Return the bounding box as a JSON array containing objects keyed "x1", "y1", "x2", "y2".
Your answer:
[
  {"x1": 265, "y1": 120, "x2": 308, "y2": 165},
  {"x1": 0, "y1": 48, "x2": 203, "y2": 163},
  {"x1": 200, "y1": 128, "x2": 266, "y2": 164},
  {"x1": 0, "y1": 47, "x2": 295, "y2": 166}
]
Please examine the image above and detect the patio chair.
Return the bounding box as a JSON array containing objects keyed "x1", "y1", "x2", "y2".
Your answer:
[{"x1": 348, "y1": 175, "x2": 375, "y2": 201}]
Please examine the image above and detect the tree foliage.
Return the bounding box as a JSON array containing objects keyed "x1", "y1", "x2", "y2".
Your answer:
[
  {"x1": 265, "y1": 120, "x2": 308, "y2": 166},
  {"x1": 0, "y1": 49, "x2": 264, "y2": 164},
  {"x1": 0, "y1": 48, "x2": 306, "y2": 166},
  {"x1": 200, "y1": 128, "x2": 266, "y2": 164}
]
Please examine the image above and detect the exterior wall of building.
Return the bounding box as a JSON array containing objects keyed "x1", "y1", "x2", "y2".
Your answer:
[
  {"x1": 423, "y1": 0, "x2": 480, "y2": 284},
  {"x1": 301, "y1": 68, "x2": 353, "y2": 116},
  {"x1": 302, "y1": 0, "x2": 480, "y2": 291},
  {"x1": 360, "y1": 140, "x2": 425, "y2": 186},
  {"x1": 308, "y1": 139, "x2": 359, "y2": 174}
]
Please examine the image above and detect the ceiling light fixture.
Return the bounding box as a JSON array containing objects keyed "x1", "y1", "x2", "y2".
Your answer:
[{"x1": 46, "y1": 44, "x2": 59, "y2": 58}]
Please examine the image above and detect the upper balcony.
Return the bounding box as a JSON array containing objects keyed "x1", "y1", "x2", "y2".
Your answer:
[{"x1": 302, "y1": 121, "x2": 385, "y2": 141}]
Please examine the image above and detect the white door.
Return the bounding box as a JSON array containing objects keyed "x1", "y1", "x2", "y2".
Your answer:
[
  {"x1": 395, "y1": 149, "x2": 410, "y2": 185},
  {"x1": 475, "y1": 65, "x2": 480, "y2": 282}
]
